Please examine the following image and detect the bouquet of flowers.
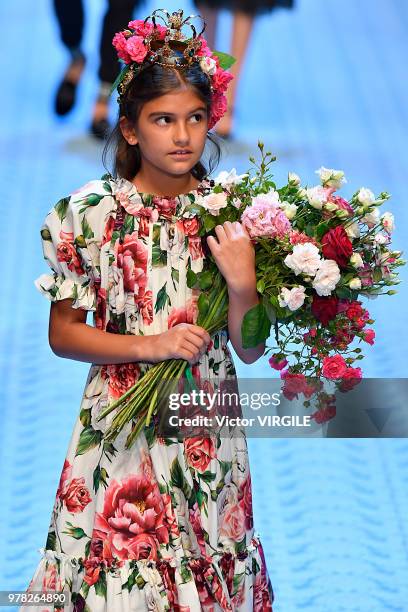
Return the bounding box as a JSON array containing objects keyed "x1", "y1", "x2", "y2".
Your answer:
[{"x1": 97, "y1": 142, "x2": 404, "y2": 445}]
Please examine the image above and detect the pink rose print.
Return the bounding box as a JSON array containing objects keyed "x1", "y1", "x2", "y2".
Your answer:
[
  {"x1": 95, "y1": 287, "x2": 107, "y2": 331},
  {"x1": 56, "y1": 459, "x2": 72, "y2": 500},
  {"x1": 101, "y1": 215, "x2": 115, "y2": 246},
  {"x1": 63, "y1": 477, "x2": 92, "y2": 513},
  {"x1": 168, "y1": 296, "x2": 199, "y2": 328},
  {"x1": 184, "y1": 437, "x2": 216, "y2": 473},
  {"x1": 189, "y1": 501, "x2": 207, "y2": 555},
  {"x1": 115, "y1": 233, "x2": 148, "y2": 299},
  {"x1": 101, "y1": 362, "x2": 141, "y2": 399},
  {"x1": 42, "y1": 563, "x2": 62, "y2": 591},
  {"x1": 152, "y1": 195, "x2": 177, "y2": 220},
  {"x1": 188, "y1": 235, "x2": 204, "y2": 260},
  {"x1": 238, "y1": 474, "x2": 254, "y2": 530},
  {"x1": 92, "y1": 473, "x2": 170, "y2": 562},
  {"x1": 219, "y1": 502, "x2": 246, "y2": 542},
  {"x1": 56, "y1": 240, "x2": 84, "y2": 276},
  {"x1": 83, "y1": 558, "x2": 101, "y2": 586},
  {"x1": 137, "y1": 289, "x2": 153, "y2": 325}
]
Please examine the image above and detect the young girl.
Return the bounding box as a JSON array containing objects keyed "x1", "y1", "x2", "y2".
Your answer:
[{"x1": 23, "y1": 10, "x2": 274, "y2": 611}]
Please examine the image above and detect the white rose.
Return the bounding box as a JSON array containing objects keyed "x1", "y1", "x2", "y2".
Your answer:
[
  {"x1": 278, "y1": 286, "x2": 306, "y2": 311},
  {"x1": 362, "y1": 207, "x2": 380, "y2": 227},
  {"x1": 312, "y1": 259, "x2": 341, "y2": 296},
  {"x1": 381, "y1": 211, "x2": 395, "y2": 233},
  {"x1": 298, "y1": 188, "x2": 308, "y2": 199},
  {"x1": 201, "y1": 192, "x2": 228, "y2": 215},
  {"x1": 374, "y1": 233, "x2": 388, "y2": 245},
  {"x1": 288, "y1": 172, "x2": 301, "y2": 186},
  {"x1": 213, "y1": 168, "x2": 248, "y2": 186},
  {"x1": 324, "y1": 201, "x2": 338, "y2": 212},
  {"x1": 315, "y1": 166, "x2": 346, "y2": 189},
  {"x1": 283, "y1": 203, "x2": 298, "y2": 220},
  {"x1": 350, "y1": 253, "x2": 364, "y2": 269},
  {"x1": 345, "y1": 221, "x2": 360, "y2": 239},
  {"x1": 305, "y1": 186, "x2": 328, "y2": 209},
  {"x1": 284, "y1": 243, "x2": 321, "y2": 276},
  {"x1": 349, "y1": 277, "x2": 362, "y2": 290},
  {"x1": 199, "y1": 56, "x2": 217, "y2": 76},
  {"x1": 357, "y1": 187, "x2": 375, "y2": 206}
]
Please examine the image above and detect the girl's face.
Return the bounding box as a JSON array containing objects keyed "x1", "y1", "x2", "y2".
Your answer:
[{"x1": 120, "y1": 87, "x2": 209, "y2": 180}]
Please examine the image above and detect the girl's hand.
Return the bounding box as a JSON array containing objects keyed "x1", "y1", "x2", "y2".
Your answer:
[
  {"x1": 151, "y1": 323, "x2": 211, "y2": 364},
  {"x1": 206, "y1": 221, "x2": 256, "y2": 295}
]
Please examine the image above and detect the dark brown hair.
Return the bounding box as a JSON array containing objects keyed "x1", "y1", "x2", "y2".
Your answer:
[{"x1": 102, "y1": 53, "x2": 223, "y2": 182}]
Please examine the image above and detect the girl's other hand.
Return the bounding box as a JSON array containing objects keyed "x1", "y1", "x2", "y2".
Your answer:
[
  {"x1": 151, "y1": 323, "x2": 211, "y2": 364},
  {"x1": 206, "y1": 221, "x2": 256, "y2": 294}
]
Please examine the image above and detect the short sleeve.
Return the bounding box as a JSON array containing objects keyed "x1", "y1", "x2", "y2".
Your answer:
[{"x1": 34, "y1": 195, "x2": 97, "y2": 311}]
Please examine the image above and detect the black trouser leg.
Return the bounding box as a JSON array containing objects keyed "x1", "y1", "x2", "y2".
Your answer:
[
  {"x1": 98, "y1": 0, "x2": 142, "y2": 86},
  {"x1": 53, "y1": 0, "x2": 85, "y2": 58}
]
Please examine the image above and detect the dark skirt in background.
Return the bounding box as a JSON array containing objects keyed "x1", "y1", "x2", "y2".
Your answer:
[{"x1": 193, "y1": 0, "x2": 295, "y2": 17}]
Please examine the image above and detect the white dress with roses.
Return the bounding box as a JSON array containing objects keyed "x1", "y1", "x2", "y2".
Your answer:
[{"x1": 21, "y1": 173, "x2": 275, "y2": 612}]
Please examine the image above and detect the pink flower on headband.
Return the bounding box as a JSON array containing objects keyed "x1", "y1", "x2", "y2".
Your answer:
[
  {"x1": 126, "y1": 35, "x2": 148, "y2": 63},
  {"x1": 128, "y1": 19, "x2": 167, "y2": 40},
  {"x1": 196, "y1": 35, "x2": 213, "y2": 58},
  {"x1": 112, "y1": 32, "x2": 131, "y2": 64},
  {"x1": 212, "y1": 68, "x2": 234, "y2": 95},
  {"x1": 208, "y1": 93, "x2": 228, "y2": 130}
]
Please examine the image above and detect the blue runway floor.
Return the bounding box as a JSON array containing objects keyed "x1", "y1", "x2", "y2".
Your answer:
[{"x1": 1, "y1": 0, "x2": 408, "y2": 610}]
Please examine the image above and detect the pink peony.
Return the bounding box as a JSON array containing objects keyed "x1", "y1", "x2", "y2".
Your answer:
[
  {"x1": 268, "y1": 354, "x2": 288, "y2": 370},
  {"x1": 242, "y1": 201, "x2": 291, "y2": 239}
]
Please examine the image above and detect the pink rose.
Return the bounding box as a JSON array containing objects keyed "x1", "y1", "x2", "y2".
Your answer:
[
  {"x1": 322, "y1": 355, "x2": 348, "y2": 380},
  {"x1": 83, "y1": 558, "x2": 101, "y2": 586},
  {"x1": 95, "y1": 287, "x2": 107, "y2": 331},
  {"x1": 363, "y1": 329, "x2": 375, "y2": 345},
  {"x1": 241, "y1": 201, "x2": 279, "y2": 238},
  {"x1": 63, "y1": 477, "x2": 92, "y2": 513},
  {"x1": 152, "y1": 196, "x2": 177, "y2": 220},
  {"x1": 220, "y1": 502, "x2": 246, "y2": 542},
  {"x1": 116, "y1": 233, "x2": 148, "y2": 299},
  {"x1": 56, "y1": 459, "x2": 72, "y2": 500},
  {"x1": 57, "y1": 241, "x2": 84, "y2": 276},
  {"x1": 167, "y1": 296, "x2": 198, "y2": 328},
  {"x1": 101, "y1": 362, "x2": 141, "y2": 399},
  {"x1": 338, "y1": 366, "x2": 362, "y2": 392},
  {"x1": 189, "y1": 502, "x2": 207, "y2": 555},
  {"x1": 184, "y1": 437, "x2": 216, "y2": 472},
  {"x1": 126, "y1": 35, "x2": 148, "y2": 63},
  {"x1": 238, "y1": 474, "x2": 254, "y2": 530},
  {"x1": 268, "y1": 354, "x2": 288, "y2": 371},
  {"x1": 188, "y1": 235, "x2": 204, "y2": 260},
  {"x1": 112, "y1": 32, "x2": 131, "y2": 64},
  {"x1": 138, "y1": 289, "x2": 153, "y2": 325}
]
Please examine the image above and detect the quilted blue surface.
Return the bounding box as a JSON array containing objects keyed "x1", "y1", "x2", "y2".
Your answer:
[{"x1": 0, "y1": 0, "x2": 407, "y2": 610}]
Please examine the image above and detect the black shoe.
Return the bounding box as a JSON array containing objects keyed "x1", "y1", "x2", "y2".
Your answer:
[
  {"x1": 54, "y1": 56, "x2": 85, "y2": 116},
  {"x1": 90, "y1": 117, "x2": 111, "y2": 140}
]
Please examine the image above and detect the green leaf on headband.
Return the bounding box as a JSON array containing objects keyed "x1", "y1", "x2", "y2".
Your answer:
[
  {"x1": 110, "y1": 64, "x2": 131, "y2": 95},
  {"x1": 212, "y1": 50, "x2": 236, "y2": 70}
]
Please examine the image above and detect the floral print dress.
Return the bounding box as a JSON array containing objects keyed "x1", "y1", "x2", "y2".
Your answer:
[{"x1": 22, "y1": 173, "x2": 275, "y2": 612}]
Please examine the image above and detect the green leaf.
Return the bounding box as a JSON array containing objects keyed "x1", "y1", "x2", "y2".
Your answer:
[
  {"x1": 81, "y1": 216, "x2": 95, "y2": 239},
  {"x1": 199, "y1": 470, "x2": 217, "y2": 483},
  {"x1": 197, "y1": 292, "x2": 209, "y2": 316},
  {"x1": 256, "y1": 279, "x2": 265, "y2": 294},
  {"x1": 219, "y1": 460, "x2": 232, "y2": 477},
  {"x1": 79, "y1": 408, "x2": 91, "y2": 427},
  {"x1": 84, "y1": 539, "x2": 91, "y2": 559},
  {"x1": 155, "y1": 283, "x2": 169, "y2": 313},
  {"x1": 94, "y1": 570, "x2": 107, "y2": 599},
  {"x1": 211, "y1": 50, "x2": 236, "y2": 70},
  {"x1": 110, "y1": 64, "x2": 131, "y2": 95},
  {"x1": 186, "y1": 268, "x2": 197, "y2": 288},
  {"x1": 54, "y1": 197, "x2": 70, "y2": 222},
  {"x1": 45, "y1": 531, "x2": 57, "y2": 551},
  {"x1": 93, "y1": 465, "x2": 101, "y2": 494},
  {"x1": 62, "y1": 522, "x2": 87, "y2": 539},
  {"x1": 170, "y1": 457, "x2": 193, "y2": 501},
  {"x1": 151, "y1": 245, "x2": 167, "y2": 266},
  {"x1": 75, "y1": 426, "x2": 103, "y2": 456},
  {"x1": 241, "y1": 303, "x2": 271, "y2": 348},
  {"x1": 315, "y1": 222, "x2": 329, "y2": 241},
  {"x1": 198, "y1": 270, "x2": 213, "y2": 290},
  {"x1": 40, "y1": 228, "x2": 52, "y2": 241},
  {"x1": 75, "y1": 234, "x2": 87, "y2": 249}
]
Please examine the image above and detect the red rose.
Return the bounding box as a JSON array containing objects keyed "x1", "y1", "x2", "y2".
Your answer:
[
  {"x1": 83, "y1": 558, "x2": 101, "y2": 586},
  {"x1": 63, "y1": 477, "x2": 92, "y2": 513},
  {"x1": 322, "y1": 355, "x2": 347, "y2": 380},
  {"x1": 346, "y1": 301, "x2": 364, "y2": 321},
  {"x1": 152, "y1": 196, "x2": 177, "y2": 220},
  {"x1": 338, "y1": 366, "x2": 362, "y2": 392},
  {"x1": 101, "y1": 362, "x2": 141, "y2": 399},
  {"x1": 321, "y1": 226, "x2": 353, "y2": 268},
  {"x1": 188, "y1": 236, "x2": 204, "y2": 260},
  {"x1": 311, "y1": 294, "x2": 339, "y2": 326},
  {"x1": 57, "y1": 241, "x2": 84, "y2": 275}
]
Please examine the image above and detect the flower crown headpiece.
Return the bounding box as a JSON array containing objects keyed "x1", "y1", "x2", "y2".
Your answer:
[{"x1": 111, "y1": 8, "x2": 236, "y2": 130}]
